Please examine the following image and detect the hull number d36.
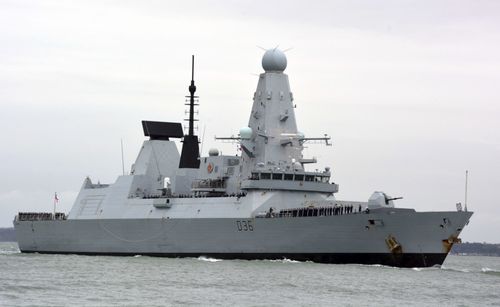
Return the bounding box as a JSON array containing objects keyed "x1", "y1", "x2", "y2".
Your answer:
[{"x1": 236, "y1": 220, "x2": 254, "y2": 231}]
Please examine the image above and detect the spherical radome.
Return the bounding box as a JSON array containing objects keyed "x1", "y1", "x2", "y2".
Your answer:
[
  {"x1": 239, "y1": 126, "x2": 253, "y2": 139},
  {"x1": 208, "y1": 148, "x2": 219, "y2": 156},
  {"x1": 262, "y1": 48, "x2": 287, "y2": 72}
]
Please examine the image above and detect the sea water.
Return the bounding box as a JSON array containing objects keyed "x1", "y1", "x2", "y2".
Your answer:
[{"x1": 0, "y1": 242, "x2": 499, "y2": 306}]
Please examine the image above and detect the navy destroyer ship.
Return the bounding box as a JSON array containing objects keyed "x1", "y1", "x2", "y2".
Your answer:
[{"x1": 14, "y1": 49, "x2": 472, "y2": 267}]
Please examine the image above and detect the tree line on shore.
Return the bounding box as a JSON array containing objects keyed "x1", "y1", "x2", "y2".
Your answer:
[{"x1": 451, "y1": 242, "x2": 500, "y2": 256}]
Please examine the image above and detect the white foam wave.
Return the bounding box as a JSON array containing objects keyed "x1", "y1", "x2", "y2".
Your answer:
[
  {"x1": 269, "y1": 258, "x2": 300, "y2": 263},
  {"x1": 440, "y1": 266, "x2": 470, "y2": 273},
  {"x1": 360, "y1": 264, "x2": 398, "y2": 269},
  {"x1": 0, "y1": 250, "x2": 21, "y2": 255},
  {"x1": 481, "y1": 267, "x2": 500, "y2": 273},
  {"x1": 197, "y1": 256, "x2": 222, "y2": 262}
]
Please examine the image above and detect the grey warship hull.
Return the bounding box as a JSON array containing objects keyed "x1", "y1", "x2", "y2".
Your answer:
[
  {"x1": 14, "y1": 49, "x2": 474, "y2": 267},
  {"x1": 14, "y1": 209, "x2": 472, "y2": 267}
]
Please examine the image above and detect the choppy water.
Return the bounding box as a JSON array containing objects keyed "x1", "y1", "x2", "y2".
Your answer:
[{"x1": 0, "y1": 242, "x2": 499, "y2": 306}]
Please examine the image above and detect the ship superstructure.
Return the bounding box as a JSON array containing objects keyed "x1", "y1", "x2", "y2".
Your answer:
[{"x1": 13, "y1": 49, "x2": 472, "y2": 267}]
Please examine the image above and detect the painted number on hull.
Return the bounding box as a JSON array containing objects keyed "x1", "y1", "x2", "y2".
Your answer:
[{"x1": 236, "y1": 220, "x2": 254, "y2": 232}]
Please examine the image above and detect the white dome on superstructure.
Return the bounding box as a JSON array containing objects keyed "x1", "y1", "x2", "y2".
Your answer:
[
  {"x1": 262, "y1": 48, "x2": 287, "y2": 72},
  {"x1": 208, "y1": 148, "x2": 219, "y2": 156},
  {"x1": 239, "y1": 126, "x2": 253, "y2": 139}
]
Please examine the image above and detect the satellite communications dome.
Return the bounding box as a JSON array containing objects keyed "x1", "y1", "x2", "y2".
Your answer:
[
  {"x1": 262, "y1": 48, "x2": 287, "y2": 72},
  {"x1": 239, "y1": 126, "x2": 253, "y2": 139},
  {"x1": 208, "y1": 148, "x2": 219, "y2": 156}
]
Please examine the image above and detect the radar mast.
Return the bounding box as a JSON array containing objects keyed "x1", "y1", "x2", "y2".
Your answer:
[{"x1": 179, "y1": 55, "x2": 200, "y2": 168}]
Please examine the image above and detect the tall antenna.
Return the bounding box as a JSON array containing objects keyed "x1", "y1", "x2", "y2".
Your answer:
[
  {"x1": 188, "y1": 55, "x2": 196, "y2": 136},
  {"x1": 464, "y1": 170, "x2": 469, "y2": 212},
  {"x1": 121, "y1": 139, "x2": 125, "y2": 175},
  {"x1": 179, "y1": 55, "x2": 201, "y2": 169}
]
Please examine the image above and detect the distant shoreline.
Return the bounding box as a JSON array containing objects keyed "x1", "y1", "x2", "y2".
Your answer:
[
  {"x1": 0, "y1": 227, "x2": 16, "y2": 242},
  {"x1": 1, "y1": 227, "x2": 498, "y2": 256},
  {"x1": 450, "y1": 242, "x2": 500, "y2": 257}
]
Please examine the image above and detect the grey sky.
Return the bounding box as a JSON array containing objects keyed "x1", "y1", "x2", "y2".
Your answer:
[{"x1": 1, "y1": 0, "x2": 499, "y2": 242}]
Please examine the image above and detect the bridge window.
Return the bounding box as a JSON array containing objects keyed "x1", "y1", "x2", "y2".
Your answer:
[
  {"x1": 284, "y1": 174, "x2": 293, "y2": 180},
  {"x1": 272, "y1": 173, "x2": 283, "y2": 180},
  {"x1": 261, "y1": 173, "x2": 271, "y2": 180},
  {"x1": 305, "y1": 175, "x2": 314, "y2": 182},
  {"x1": 294, "y1": 174, "x2": 304, "y2": 181}
]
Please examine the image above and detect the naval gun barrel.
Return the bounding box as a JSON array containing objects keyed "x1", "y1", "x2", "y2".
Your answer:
[{"x1": 386, "y1": 197, "x2": 403, "y2": 202}]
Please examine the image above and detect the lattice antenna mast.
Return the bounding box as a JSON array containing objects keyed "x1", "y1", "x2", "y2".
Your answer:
[
  {"x1": 188, "y1": 55, "x2": 196, "y2": 136},
  {"x1": 179, "y1": 55, "x2": 201, "y2": 169}
]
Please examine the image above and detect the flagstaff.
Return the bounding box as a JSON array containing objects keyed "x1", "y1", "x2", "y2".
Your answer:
[
  {"x1": 465, "y1": 170, "x2": 469, "y2": 212},
  {"x1": 53, "y1": 192, "x2": 59, "y2": 220}
]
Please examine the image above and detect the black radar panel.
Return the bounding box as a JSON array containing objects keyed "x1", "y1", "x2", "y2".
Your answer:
[{"x1": 142, "y1": 121, "x2": 184, "y2": 140}]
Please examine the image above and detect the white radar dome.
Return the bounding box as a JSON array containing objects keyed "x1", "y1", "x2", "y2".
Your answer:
[
  {"x1": 262, "y1": 48, "x2": 287, "y2": 72},
  {"x1": 208, "y1": 148, "x2": 219, "y2": 156},
  {"x1": 239, "y1": 126, "x2": 253, "y2": 139}
]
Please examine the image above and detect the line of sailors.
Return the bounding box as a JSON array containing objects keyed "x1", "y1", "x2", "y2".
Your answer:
[
  {"x1": 17, "y1": 212, "x2": 67, "y2": 221},
  {"x1": 170, "y1": 192, "x2": 248, "y2": 199},
  {"x1": 277, "y1": 204, "x2": 364, "y2": 218}
]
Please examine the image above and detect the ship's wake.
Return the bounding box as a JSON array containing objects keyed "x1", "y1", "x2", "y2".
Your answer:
[
  {"x1": 197, "y1": 256, "x2": 223, "y2": 262},
  {"x1": 481, "y1": 267, "x2": 500, "y2": 276},
  {"x1": 0, "y1": 250, "x2": 20, "y2": 255},
  {"x1": 269, "y1": 258, "x2": 301, "y2": 264}
]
